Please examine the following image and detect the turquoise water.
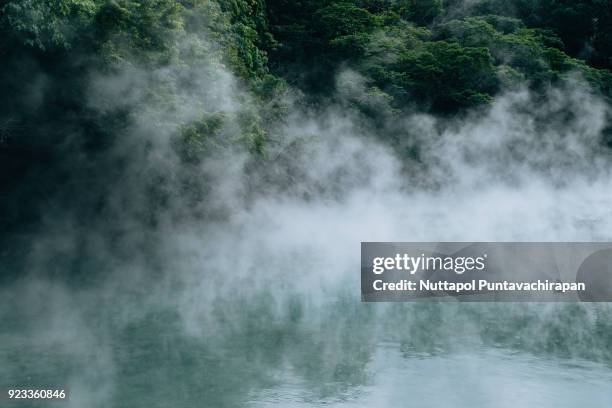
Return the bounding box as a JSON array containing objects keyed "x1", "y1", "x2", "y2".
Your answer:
[
  {"x1": 249, "y1": 346, "x2": 612, "y2": 408},
  {"x1": 2, "y1": 297, "x2": 612, "y2": 407}
]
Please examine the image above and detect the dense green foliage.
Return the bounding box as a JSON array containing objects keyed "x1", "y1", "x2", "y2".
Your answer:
[
  {"x1": 0, "y1": 0, "x2": 611, "y2": 246},
  {"x1": 266, "y1": 0, "x2": 612, "y2": 111},
  {"x1": 1, "y1": 1, "x2": 610, "y2": 123},
  {"x1": 466, "y1": 0, "x2": 612, "y2": 69}
]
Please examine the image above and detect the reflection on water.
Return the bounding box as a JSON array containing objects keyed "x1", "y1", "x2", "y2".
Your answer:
[
  {"x1": 249, "y1": 345, "x2": 612, "y2": 408},
  {"x1": 2, "y1": 297, "x2": 612, "y2": 407}
]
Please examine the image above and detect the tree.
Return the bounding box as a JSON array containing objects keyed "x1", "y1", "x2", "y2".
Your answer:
[{"x1": 395, "y1": 0, "x2": 442, "y2": 26}]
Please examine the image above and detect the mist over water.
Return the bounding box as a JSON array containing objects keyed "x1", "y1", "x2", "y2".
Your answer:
[
  {"x1": 250, "y1": 347, "x2": 612, "y2": 408},
  {"x1": 2, "y1": 26, "x2": 612, "y2": 408}
]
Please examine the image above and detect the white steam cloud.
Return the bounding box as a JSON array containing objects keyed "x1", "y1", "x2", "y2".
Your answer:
[{"x1": 1, "y1": 22, "x2": 612, "y2": 408}]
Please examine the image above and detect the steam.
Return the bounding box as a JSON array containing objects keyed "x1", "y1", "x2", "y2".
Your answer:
[{"x1": 1, "y1": 19, "x2": 612, "y2": 408}]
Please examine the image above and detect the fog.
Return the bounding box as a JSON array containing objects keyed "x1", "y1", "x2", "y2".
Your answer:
[{"x1": 1, "y1": 25, "x2": 612, "y2": 408}]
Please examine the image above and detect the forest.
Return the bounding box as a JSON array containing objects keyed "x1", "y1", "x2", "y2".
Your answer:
[
  {"x1": 2, "y1": 0, "x2": 612, "y2": 279},
  {"x1": 2, "y1": 2, "x2": 612, "y2": 406},
  {"x1": 0, "y1": 0, "x2": 612, "y2": 236},
  {"x1": 1, "y1": 2, "x2": 612, "y2": 250}
]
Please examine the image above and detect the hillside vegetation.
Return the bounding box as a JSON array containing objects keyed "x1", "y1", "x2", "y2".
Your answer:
[{"x1": 1, "y1": 0, "x2": 611, "y2": 263}]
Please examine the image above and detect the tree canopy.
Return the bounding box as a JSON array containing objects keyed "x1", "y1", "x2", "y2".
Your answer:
[{"x1": 0, "y1": 0, "x2": 611, "y2": 237}]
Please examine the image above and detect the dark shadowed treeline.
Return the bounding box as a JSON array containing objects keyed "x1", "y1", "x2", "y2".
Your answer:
[{"x1": 0, "y1": 1, "x2": 611, "y2": 275}]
